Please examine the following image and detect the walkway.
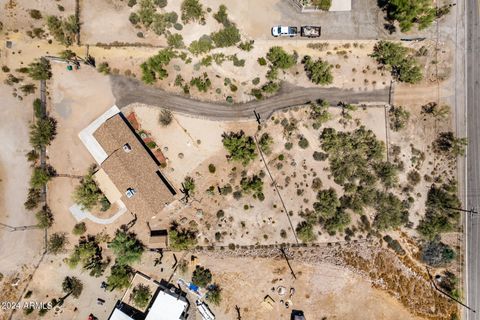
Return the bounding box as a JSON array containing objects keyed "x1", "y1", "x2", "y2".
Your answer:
[{"x1": 69, "y1": 200, "x2": 127, "y2": 225}]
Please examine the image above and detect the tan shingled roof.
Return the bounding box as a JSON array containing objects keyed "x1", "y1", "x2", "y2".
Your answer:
[{"x1": 93, "y1": 114, "x2": 176, "y2": 218}]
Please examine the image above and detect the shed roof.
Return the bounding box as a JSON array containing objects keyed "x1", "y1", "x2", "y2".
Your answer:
[{"x1": 93, "y1": 114, "x2": 176, "y2": 217}]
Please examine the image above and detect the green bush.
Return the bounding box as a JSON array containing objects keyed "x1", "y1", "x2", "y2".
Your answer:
[
  {"x1": 73, "y1": 166, "x2": 102, "y2": 210},
  {"x1": 389, "y1": 105, "x2": 410, "y2": 131},
  {"x1": 167, "y1": 33, "x2": 184, "y2": 48},
  {"x1": 189, "y1": 35, "x2": 213, "y2": 55},
  {"x1": 36, "y1": 206, "x2": 54, "y2": 228},
  {"x1": 238, "y1": 40, "x2": 254, "y2": 51},
  {"x1": 258, "y1": 133, "x2": 273, "y2": 154},
  {"x1": 296, "y1": 221, "x2": 316, "y2": 242},
  {"x1": 298, "y1": 136, "x2": 309, "y2": 149},
  {"x1": 107, "y1": 264, "x2": 133, "y2": 290},
  {"x1": 213, "y1": 4, "x2": 230, "y2": 26},
  {"x1": 68, "y1": 236, "x2": 108, "y2": 277},
  {"x1": 190, "y1": 73, "x2": 211, "y2": 92},
  {"x1": 30, "y1": 9, "x2": 42, "y2": 19},
  {"x1": 211, "y1": 25, "x2": 241, "y2": 47},
  {"x1": 48, "y1": 233, "x2": 68, "y2": 254},
  {"x1": 97, "y1": 62, "x2": 111, "y2": 75},
  {"x1": 154, "y1": 0, "x2": 168, "y2": 8},
  {"x1": 159, "y1": 109, "x2": 173, "y2": 126},
  {"x1": 192, "y1": 265, "x2": 212, "y2": 287},
  {"x1": 72, "y1": 222, "x2": 87, "y2": 235},
  {"x1": 433, "y1": 131, "x2": 467, "y2": 156},
  {"x1": 109, "y1": 230, "x2": 144, "y2": 266},
  {"x1": 141, "y1": 48, "x2": 176, "y2": 84},
  {"x1": 373, "y1": 191, "x2": 408, "y2": 230},
  {"x1": 206, "y1": 284, "x2": 222, "y2": 305},
  {"x1": 240, "y1": 175, "x2": 264, "y2": 200},
  {"x1": 27, "y1": 57, "x2": 52, "y2": 80},
  {"x1": 379, "y1": 0, "x2": 437, "y2": 32},
  {"x1": 257, "y1": 57, "x2": 267, "y2": 66},
  {"x1": 302, "y1": 55, "x2": 333, "y2": 85},
  {"x1": 208, "y1": 163, "x2": 216, "y2": 173},
  {"x1": 309, "y1": 100, "x2": 331, "y2": 126},
  {"x1": 222, "y1": 131, "x2": 257, "y2": 165},
  {"x1": 313, "y1": 188, "x2": 340, "y2": 219},
  {"x1": 181, "y1": 0, "x2": 205, "y2": 23},
  {"x1": 169, "y1": 222, "x2": 197, "y2": 250},
  {"x1": 46, "y1": 15, "x2": 79, "y2": 46},
  {"x1": 131, "y1": 284, "x2": 152, "y2": 308},
  {"x1": 311, "y1": 0, "x2": 331, "y2": 10},
  {"x1": 128, "y1": 0, "x2": 137, "y2": 7},
  {"x1": 30, "y1": 167, "x2": 53, "y2": 190},
  {"x1": 129, "y1": 12, "x2": 140, "y2": 24},
  {"x1": 266, "y1": 46, "x2": 296, "y2": 69},
  {"x1": 370, "y1": 41, "x2": 422, "y2": 84}
]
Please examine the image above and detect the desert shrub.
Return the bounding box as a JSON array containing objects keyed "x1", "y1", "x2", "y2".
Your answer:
[
  {"x1": 97, "y1": 62, "x2": 110, "y2": 75},
  {"x1": 220, "y1": 184, "x2": 233, "y2": 195},
  {"x1": 296, "y1": 221, "x2": 316, "y2": 242},
  {"x1": 159, "y1": 109, "x2": 173, "y2": 126},
  {"x1": 167, "y1": 33, "x2": 184, "y2": 48},
  {"x1": 309, "y1": 100, "x2": 331, "y2": 127},
  {"x1": 302, "y1": 55, "x2": 333, "y2": 85},
  {"x1": 109, "y1": 230, "x2": 144, "y2": 266},
  {"x1": 181, "y1": 0, "x2": 205, "y2": 23},
  {"x1": 258, "y1": 133, "x2": 273, "y2": 154},
  {"x1": 370, "y1": 41, "x2": 422, "y2": 84},
  {"x1": 131, "y1": 284, "x2": 152, "y2": 308},
  {"x1": 30, "y1": 167, "x2": 53, "y2": 190},
  {"x1": 389, "y1": 105, "x2": 410, "y2": 131},
  {"x1": 407, "y1": 170, "x2": 421, "y2": 186},
  {"x1": 27, "y1": 57, "x2": 52, "y2": 80},
  {"x1": 313, "y1": 187, "x2": 340, "y2": 219},
  {"x1": 373, "y1": 191, "x2": 408, "y2": 230},
  {"x1": 190, "y1": 73, "x2": 211, "y2": 92},
  {"x1": 29, "y1": 116, "x2": 57, "y2": 148},
  {"x1": 417, "y1": 182, "x2": 461, "y2": 239},
  {"x1": 298, "y1": 136, "x2": 309, "y2": 149},
  {"x1": 129, "y1": 12, "x2": 140, "y2": 24},
  {"x1": 379, "y1": 0, "x2": 438, "y2": 32},
  {"x1": 73, "y1": 166, "x2": 102, "y2": 210},
  {"x1": 421, "y1": 102, "x2": 449, "y2": 119},
  {"x1": 421, "y1": 240, "x2": 456, "y2": 267},
  {"x1": 313, "y1": 151, "x2": 328, "y2": 161},
  {"x1": 257, "y1": 57, "x2": 267, "y2": 66},
  {"x1": 285, "y1": 142, "x2": 293, "y2": 150},
  {"x1": 206, "y1": 284, "x2": 222, "y2": 305},
  {"x1": 188, "y1": 35, "x2": 213, "y2": 55},
  {"x1": 48, "y1": 233, "x2": 68, "y2": 254},
  {"x1": 433, "y1": 131, "x2": 467, "y2": 157},
  {"x1": 240, "y1": 175, "x2": 264, "y2": 200},
  {"x1": 36, "y1": 206, "x2": 54, "y2": 228},
  {"x1": 30, "y1": 9, "x2": 42, "y2": 19},
  {"x1": 213, "y1": 4, "x2": 230, "y2": 26},
  {"x1": 311, "y1": 177, "x2": 322, "y2": 190},
  {"x1": 169, "y1": 222, "x2": 197, "y2": 250},
  {"x1": 141, "y1": 48, "x2": 176, "y2": 84},
  {"x1": 266, "y1": 46, "x2": 296, "y2": 69},
  {"x1": 107, "y1": 264, "x2": 132, "y2": 290},
  {"x1": 222, "y1": 131, "x2": 257, "y2": 165},
  {"x1": 323, "y1": 209, "x2": 351, "y2": 233},
  {"x1": 46, "y1": 15, "x2": 79, "y2": 46},
  {"x1": 383, "y1": 235, "x2": 406, "y2": 255},
  {"x1": 311, "y1": 0, "x2": 331, "y2": 10},
  {"x1": 230, "y1": 55, "x2": 245, "y2": 67},
  {"x1": 261, "y1": 81, "x2": 280, "y2": 94},
  {"x1": 128, "y1": 0, "x2": 137, "y2": 7},
  {"x1": 211, "y1": 25, "x2": 241, "y2": 47},
  {"x1": 208, "y1": 163, "x2": 216, "y2": 173},
  {"x1": 374, "y1": 161, "x2": 398, "y2": 188},
  {"x1": 192, "y1": 265, "x2": 212, "y2": 287},
  {"x1": 183, "y1": 176, "x2": 196, "y2": 194},
  {"x1": 72, "y1": 222, "x2": 87, "y2": 235},
  {"x1": 24, "y1": 188, "x2": 41, "y2": 210},
  {"x1": 154, "y1": 0, "x2": 168, "y2": 7},
  {"x1": 20, "y1": 83, "x2": 36, "y2": 95},
  {"x1": 238, "y1": 40, "x2": 254, "y2": 51}
]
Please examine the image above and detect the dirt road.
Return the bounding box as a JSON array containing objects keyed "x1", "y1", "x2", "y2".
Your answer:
[{"x1": 111, "y1": 76, "x2": 390, "y2": 120}]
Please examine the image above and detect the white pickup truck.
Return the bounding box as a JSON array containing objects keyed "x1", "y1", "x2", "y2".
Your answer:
[{"x1": 271, "y1": 26, "x2": 298, "y2": 37}]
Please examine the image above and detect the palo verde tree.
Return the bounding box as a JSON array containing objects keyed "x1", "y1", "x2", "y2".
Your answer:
[
  {"x1": 302, "y1": 55, "x2": 333, "y2": 85},
  {"x1": 61, "y1": 276, "x2": 83, "y2": 300},
  {"x1": 131, "y1": 284, "x2": 152, "y2": 308},
  {"x1": 192, "y1": 265, "x2": 212, "y2": 287},
  {"x1": 169, "y1": 221, "x2": 197, "y2": 250},
  {"x1": 107, "y1": 264, "x2": 133, "y2": 290},
  {"x1": 29, "y1": 117, "x2": 57, "y2": 148},
  {"x1": 27, "y1": 57, "x2": 52, "y2": 80}
]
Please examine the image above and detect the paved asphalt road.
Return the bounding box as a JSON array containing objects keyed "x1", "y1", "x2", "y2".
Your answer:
[
  {"x1": 111, "y1": 76, "x2": 389, "y2": 121},
  {"x1": 466, "y1": 0, "x2": 480, "y2": 318}
]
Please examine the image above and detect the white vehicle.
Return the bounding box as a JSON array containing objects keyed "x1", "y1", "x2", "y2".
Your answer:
[{"x1": 271, "y1": 26, "x2": 298, "y2": 37}]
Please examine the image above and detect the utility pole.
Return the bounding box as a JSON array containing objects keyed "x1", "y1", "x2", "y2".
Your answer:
[{"x1": 253, "y1": 110, "x2": 261, "y2": 125}]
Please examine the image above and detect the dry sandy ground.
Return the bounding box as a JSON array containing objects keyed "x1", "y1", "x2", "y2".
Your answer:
[
  {"x1": 133, "y1": 252, "x2": 421, "y2": 320},
  {"x1": 0, "y1": 83, "x2": 44, "y2": 274},
  {"x1": 130, "y1": 104, "x2": 387, "y2": 246}
]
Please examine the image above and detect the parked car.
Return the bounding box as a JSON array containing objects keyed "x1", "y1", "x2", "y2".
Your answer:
[
  {"x1": 300, "y1": 26, "x2": 321, "y2": 38},
  {"x1": 271, "y1": 26, "x2": 298, "y2": 37}
]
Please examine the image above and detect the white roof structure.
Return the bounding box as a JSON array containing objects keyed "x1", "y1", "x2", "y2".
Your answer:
[
  {"x1": 109, "y1": 308, "x2": 135, "y2": 320},
  {"x1": 145, "y1": 290, "x2": 188, "y2": 320},
  {"x1": 78, "y1": 105, "x2": 120, "y2": 164}
]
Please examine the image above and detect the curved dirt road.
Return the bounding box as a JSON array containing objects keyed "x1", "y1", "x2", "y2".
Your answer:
[{"x1": 111, "y1": 75, "x2": 390, "y2": 120}]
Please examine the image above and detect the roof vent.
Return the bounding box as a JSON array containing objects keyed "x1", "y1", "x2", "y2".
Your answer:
[
  {"x1": 123, "y1": 143, "x2": 132, "y2": 153},
  {"x1": 125, "y1": 188, "x2": 136, "y2": 198}
]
